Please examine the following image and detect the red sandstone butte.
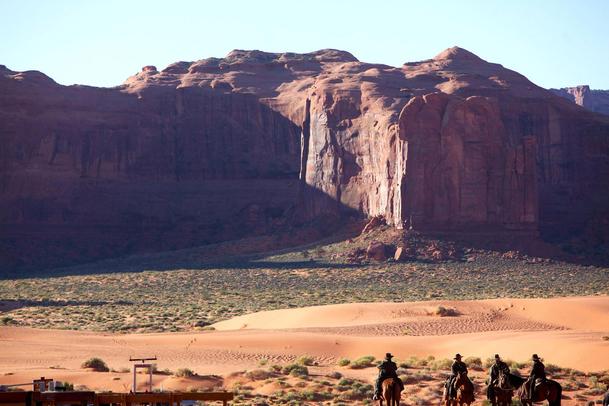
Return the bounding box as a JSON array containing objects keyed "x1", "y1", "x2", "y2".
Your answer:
[{"x1": 1, "y1": 47, "x2": 609, "y2": 270}]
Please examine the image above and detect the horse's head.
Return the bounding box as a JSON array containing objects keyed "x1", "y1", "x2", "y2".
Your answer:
[{"x1": 498, "y1": 370, "x2": 513, "y2": 390}]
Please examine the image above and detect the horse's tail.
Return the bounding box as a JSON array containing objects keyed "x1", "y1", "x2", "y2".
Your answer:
[
  {"x1": 383, "y1": 379, "x2": 395, "y2": 402},
  {"x1": 549, "y1": 381, "x2": 562, "y2": 406}
]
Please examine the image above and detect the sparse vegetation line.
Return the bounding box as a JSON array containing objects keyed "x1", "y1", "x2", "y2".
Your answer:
[{"x1": 0, "y1": 227, "x2": 607, "y2": 333}]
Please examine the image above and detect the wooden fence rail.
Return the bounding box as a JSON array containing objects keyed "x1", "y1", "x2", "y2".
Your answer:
[{"x1": 0, "y1": 391, "x2": 234, "y2": 406}]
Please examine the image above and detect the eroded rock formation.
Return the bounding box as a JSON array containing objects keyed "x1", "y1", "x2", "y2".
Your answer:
[
  {"x1": 551, "y1": 85, "x2": 609, "y2": 116},
  {"x1": 2, "y1": 47, "x2": 609, "y2": 270}
]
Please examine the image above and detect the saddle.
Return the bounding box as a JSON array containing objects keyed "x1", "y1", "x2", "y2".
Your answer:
[{"x1": 526, "y1": 378, "x2": 548, "y2": 400}]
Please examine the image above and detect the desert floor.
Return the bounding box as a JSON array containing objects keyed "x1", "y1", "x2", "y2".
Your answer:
[{"x1": 1, "y1": 296, "x2": 608, "y2": 404}]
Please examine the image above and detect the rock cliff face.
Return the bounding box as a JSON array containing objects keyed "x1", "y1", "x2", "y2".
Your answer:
[
  {"x1": 0, "y1": 64, "x2": 303, "y2": 269},
  {"x1": 551, "y1": 85, "x2": 609, "y2": 116},
  {"x1": 2, "y1": 47, "x2": 609, "y2": 270}
]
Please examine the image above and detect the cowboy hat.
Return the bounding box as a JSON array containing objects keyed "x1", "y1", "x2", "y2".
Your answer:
[
  {"x1": 454, "y1": 353, "x2": 462, "y2": 360},
  {"x1": 385, "y1": 353, "x2": 394, "y2": 359}
]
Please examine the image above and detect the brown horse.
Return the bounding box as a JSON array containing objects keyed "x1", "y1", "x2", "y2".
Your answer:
[
  {"x1": 490, "y1": 371, "x2": 523, "y2": 406},
  {"x1": 444, "y1": 371, "x2": 474, "y2": 406},
  {"x1": 515, "y1": 379, "x2": 562, "y2": 406},
  {"x1": 378, "y1": 377, "x2": 401, "y2": 406}
]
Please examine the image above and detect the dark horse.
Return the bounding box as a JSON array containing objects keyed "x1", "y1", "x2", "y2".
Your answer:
[
  {"x1": 514, "y1": 377, "x2": 562, "y2": 406},
  {"x1": 378, "y1": 377, "x2": 401, "y2": 406},
  {"x1": 489, "y1": 371, "x2": 525, "y2": 406},
  {"x1": 444, "y1": 371, "x2": 474, "y2": 406},
  {"x1": 603, "y1": 389, "x2": 609, "y2": 406}
]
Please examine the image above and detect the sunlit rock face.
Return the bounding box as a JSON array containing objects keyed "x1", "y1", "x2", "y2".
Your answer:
[{"x1": 2, "y1": 47, "x2": 609, "y2": 270}]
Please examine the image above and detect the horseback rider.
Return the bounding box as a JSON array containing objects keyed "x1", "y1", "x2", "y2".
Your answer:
[
  {"x1": 373, "y1": 353, "x2": 404, "y2": 400},
  {"x1": 446, "y1": 353, "x2": 468, "y2": 398},
  {"x1": 487, "y1": 354, "x2": 511, "y2": 400},
  {"x1": 524, "y1": 354, "x2": 546, "y2": 401}
]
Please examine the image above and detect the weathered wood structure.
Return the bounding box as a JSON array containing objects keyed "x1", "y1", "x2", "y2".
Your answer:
[{"x1": 0, "y1": 391, "x2": 233, "y2": 406}]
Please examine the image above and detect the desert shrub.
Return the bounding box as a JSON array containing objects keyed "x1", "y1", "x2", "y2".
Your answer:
[
  {"x1": 350, "y1": 355, "x2": 376, "y2": 369},
  {"x1": 301, "y1": 389, "x2": 332, "y2": 401},
  {"x1": 246, "y1": 369, "x2": 272, "y2": 380},
  {"x1": 269, "y1": 364, "x2": 282, "y2": 373},
  {"x1": 429, "y1": 358, "x2": 453, "y2": 371},
  {"x1": 464, "y1": 356, "x2": 483, "y2": 370},
  {"x1": 282, "y1": 364, "x2": 308, "y2": 377},
  {"x1": 326, "y1": 371, "x2": 342, "y2": 379},
  {"x1": 412, "y1": 371, "x2": 433, "y2": 382},
  {"x1": 337, "y1": 358, "x2": 351, "y2": 367},
  {"x1": 57, "y1": 382, "x2": 74, "y2": 391},
  {"x1": 483, "y1": 358, "x2": 495, "y2": 369},
  {"x1": 402, "y1": 356, "x2": 429, "y2": 368},
  {"x1": 338, "y1": 378, "x2": 354, "y2": 386},
  {"x1": 562, "y1": 381, "x2": 577, "y2": 391},
  {"x1": 175, "y1": 368, "x2": 195, "y2": 377},
  {"x1": 340, "y1": 383, "x2": 374, "y2": 400},
  {"x1": 508, "y1": 360, "x2": 527, "y2": 370},
  {"x1": 0, "y1": 316, "x2": 15, "y2": 326},
  {"x1": 296, "y1": 355, "x2": 315, "y2": 366},
  {"x1": 545, "y1": 363, "x2": 562, "y2": 375},
  {"x1": 584, "y1": 387, "x2": 606, "y2": 396},
  {"x1": 81, "y1": 358, "x2": 109, "y2": 372},
  {"x1": 588, "y1": 375, "x2": 608, "y2": 392},
  {"x1": 396, "y1": 367, "x2": 408, "y2": 375},
  {"x1": 434, "y1": 306, "x2": 459, "y2": 317}
]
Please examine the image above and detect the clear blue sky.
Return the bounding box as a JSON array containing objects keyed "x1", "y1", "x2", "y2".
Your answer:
[{"x1": 1, "y1": 0, "x2": 608, "y2": 89}]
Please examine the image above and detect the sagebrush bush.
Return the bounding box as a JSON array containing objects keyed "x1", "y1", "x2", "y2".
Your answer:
[
  {"x1": 296, "y1": 355, "x2": 315, "y2": 366},
  {"x1": 350, "y1": 355, "x2": 376, "y2": 369},
  {"x1": 81, "y1": 357, "x2": 109, "y2": 372},
  {"x1": 434, "y1": 306, "x2": 459, "y2": 317},
  {"x1": 337, "y1": 358, "x2": 351, "y2": 367},
  {"x1": 282, "y1": 364, "x2": 309, "y2": 377},
  {"x1": 464, "y1": 356, "x2": 483, "y2": 370},
  {"x1": 429, "y1": 358, "x2": 453, "y2": 371},
  {"x1": 246, "y1": 369, "x2": 272, "y2": 380},
  {"x1": 174, "y1": 368, "x2": 195, "y2": 377}
]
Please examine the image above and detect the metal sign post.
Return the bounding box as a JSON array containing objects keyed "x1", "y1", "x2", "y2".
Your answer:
[{"x1": 129, "y1": 356, "x2": 157, "y2": 393}]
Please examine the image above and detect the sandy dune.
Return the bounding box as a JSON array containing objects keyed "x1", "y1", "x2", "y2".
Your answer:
[
  {"x1": 212, "y1": 296, "x2": 609, "y2": 332},
  {"x1": 1, "y1": 296, "x2": 608, "y2": 393}
]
